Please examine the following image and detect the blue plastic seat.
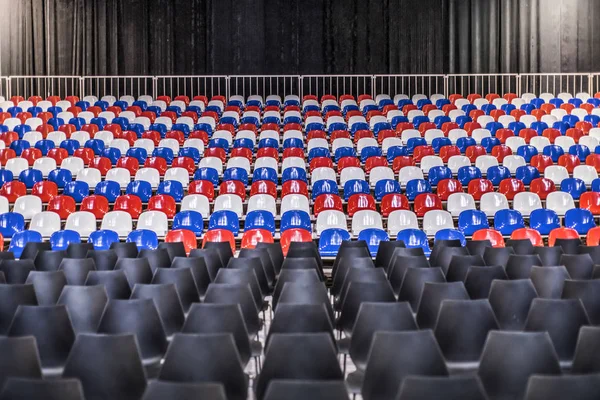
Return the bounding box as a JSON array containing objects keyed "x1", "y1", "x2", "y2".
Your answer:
[
  {"x1": 428, "y1": 166, "x2": 452, "y2": 186},
  {"x1": 10, "y1": 140, "x2": 30, "y2": 156},
  {"x1": 486, "y1": 166, "x2": 511, "y2": 185},
  {"x1": 435, "y1": 99, "x2": 451, "y2": 109},
  {"x1": 565, "y1": 208, "x2": 596, "y2": 235},
  {"x1": 14, "y1": 125, "x2": 31, "y2": 139},
  {"x1": 0, "y1": 212, "x2": 25, "y2": 239},
  {"x1": 458, "y1": 210, "x2": 490, "y2": 236},
  {"x1": 396, "y1": 228, "x2": 431, "y2": 256},
  {"x1": 194, "y1": 167, "x2": 220, "y2": 187},
  {"x1": 434, "y1": 115, "x2": 452, "y2": 129},
  {"x1": 95, "y1": 181, "x2": 121, "y2": 203},
  {"x1": 434, "y1": 229, "x2": 466, "y2": 246},
  {"x1": 417, "y1": 99, "x2": 432, "y2": 109},
  {"x1": 126, "y1": 148, "x2": 148, "y2": 164},
  {"x1": 48, "y1": 169, "x2": 72, "y2": 189},
  {"x1": 350, "y1": 122, "x2": 369, "y2": 134},
  {"x1": 208, "y1": 210, "x2": 240, "y2": 236},
  {"x1": 406, "y1": 137, "x2": 427, "y2": 153},
  {"x1": 172, "y1": 210, "x2": 204, "y2": 236},
  {"x1": 507, "y1": 121, "x2": 526, "y2": 135},
  {"x1": 481, "y1": 104, "x2": 496, "y2": 115},
  {"x1": 529, "y1": 209, "x2": 561, "y2": 235},
  {"x1": 152, "y1": 147, "x2": 175, "y2": 164},
  {"x1": 549, "y1": 98, "x2": 564, "y2": 108},
  {"x1": 494, "y1": 209, "x2": 525, "y2": 235},
  {"x1": 9, "y1": 230, "x2": 42, "y2": 258},
  {"x1": 178, "y1": 147, "x2": 201, "y2": 163},
  {"x1": 373, "y1": 122, "x2": 391, "y2": 136},
  {"x1": 561, "y1": 178, "x2": 587, "y2": 200},
  {"x1": 552, "y1": 121, "x2": 569, "y2": 135},
  {"x1": 456, "y1": 137, "x2": 476, "y2": 153},
  {"x1": 530, "y1": 98, "x2": 544, "y2": 109},
  {"x1": 431, "y1": 137, "x2": 452, "y2": 153},
  {"x1": 157, "y1": 180, "x2": 184, "y2": 202},
  {"x1": 318, "y1": 228, "x2": 351, "y2": 257},
  {"x1": 283, "y1": 116, "x2": 301, "y2": 125},
  {"x1": 131, "y1": 100, "x2": 146, "y2": 111},
  {"x1": 307, "y1": 147, "x2": 330, "y2": 162},
  {"x1": 517, "y1": 145, "x2": 538, "y2": 163},
  {"x1": 543, "y1": 145, "x2": 565, "y2": 162},
  {"x1": 569, "y1": 144, "x2": 591, "y2": 162},
  {"x1": 520, "y1": 104, "x2": 535, "y2": 114},
  {"x1": 47, "y1": 118, "x2": 64, "y2": 130},
  {"x1": 240, "y1": 116, "x2": 260, "y2": 127},
  {"x1": 244, "y1": 210, "x2": 276, "y2": 235},
  {"x1": 584, "y1": 115, "x2": 600, "y2": 126},
  {"x1": 257, "y1": 138, "x2": 278, "y2": 149},
  {"x1": 457, "y1": 166, "x2": 482, "y2": 185},
  {"x1": 6, "y1": 106, "x2": 22, "y2": 117},
  {"x1": 69, "y1": 117, "x2": 84, "y2": 130},
  {"x1": 149, "y1": 123, "x2": 167, "y2": 136},
  {"x1": 515, "y1": 165, "x2": 540, "y2": 185},
  {"x1": 405, "y1": 179, "x2": 432, "y2": 201},
  {"x1": 126, "y1": 229, "x2": 159, "y2": 250},
  {"x1": 19, "y1": 169, "x2": 43, "y2": 189},
  {"x1": 305, "y1": 122, "x2": 325, "y2": 132},
  {"x1": 343, "y1": 179, "x2": 370, "y2": 201},
  {"x1": 302, "y1": 105, "x2": 319, "y2": 114},
  {"x1": 390, "y1": 116, "x2": 409, "y2": 129},
  {"x1": 172, "y1": 124, "x2": 190, "y2": 136},
  {"x1": 387, "y1": 146, "x2": 409, "y2": 163},
  {"x1": 481, "y1": 137, "x2": 501, "y2": 153},
  {"x1": 562, "y1": 115, "x2": 579, "y2": 128},
  {"x1": 126, "y1": 180, "x2": 153, "y2": 203},
  {"x1": 88, "y1": 229, "x2": 120, "y2": 250},
  {"x1": 35, "y1": 140, "x2": 55, "y2": 156},
  {"x1": 312, "y1": 180, "x2": 338, "y2": 200},
  {"x1": 232, "y1": 138, "x2": 253, "y2": 150},
  {"x1": 27, "y1": 107, "x2": 43, "y2": 117},
  {"x1": 252, "y1": 167, "x2": 278, "y2": 184},
  {"x1": 280, "y1": 210, "x2": 312, "y2": 233},
  {"x1": 63, "y1": 181, "x2": 90, "y2": 203},
  {"x1": 531, "y1": 121, "x2": 548, "y2": 135},
  {"x1": 501, "y1": 104, "x2": 516, "y2": 114},
  {"x1": 102, "y1": 148, "x2": 122, "y2": 165},
  {"x1": 50, "y1": 230, "x2": 81, "y2": 251},
  {"x1": 461, "y1": 104, "x2": 477, "y2": 115},
  {"x1": 194, "y1": 123, "x2": 213, "y2": 135},
  {"x1": 592, "y1": 178, "x2": 600, "y2": 193},
  {"x1": 282, "y1": 167, "x2": 307, "y2": 183},
  {"x1": 374, "y1": 179, "x2": 401, "y2": 201},
  {"x1": 358, "y1": 228, "x2": 389, "y2": 256},
  {"x1": 93, "y1": 100, "x2": 108, "y2": 111},
  {"x1": 83, "y1": 139, "x2": 103, "y2": 155},
  {"x1": 334, "y1": 147, "x2": 356, "y2": 162},
  {"x1": 0, "y1": 169, "x2": 13, "y2": 187},
  {"x1": 397, "y1": 99, "x2": 413, "y2": 108},
  {"x1": 283, "y1": 138, "x2": 304, "y2": 149},
  {"x1": 360, "y1": 146, "x2": 383, "y2": 163},
  {"x1": 485, "y1": 122, "x2": 504, "y2": 136},
  {"x1": 223, "y1": 167, "x2": 249, "y2": 185}
]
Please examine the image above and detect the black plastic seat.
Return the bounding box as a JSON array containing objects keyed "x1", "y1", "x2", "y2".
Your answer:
[
  {"x1": 335, "y1": 267, "x2": 387, "y2": 311},
  {"x1": 478, "y1": 331, "x2": 561, "y2": 400},
  {"x1": 374, "y1": 240, "x2": 404, "y2": 270},
  {"x1": 159, "y1": 333, "x2": 248, "y2": 400},
  {"x1": 263, "y1": 380, "x2": 349, "y2": 400},
  {"x1": 483, "y1": 247, "x2": 515, "y2": 267},
  {"x1": 488, "y1": 279, "x2": 538, "y2": 330},
  {"x1": 530, "y1": 266, "x2": 570, "y2": 299},
  {"x1": 578, "y1": 245, "x2": 600, "y2": 264},
  {"x1": 152, "y1": 267, "x2": 199, "y2": 312},
  {"x1": 505, "y1": 254, "x2": 543, "y2": 279},
  {"x1": 287, "y1": 243, "x2": 324, "y2": 277},
  {"x1": 397, "y1": 376, "x2": 488, "y2": 400},
  {"x1": 505, "y1": 238, "x2": 534, "y2": 255},
  {"x1": 559, "y1": 254, "x2": 594, "y2": 279},
  {"x1": 62, "y1": 333, "x2": 147, "y2": 400},
  {"x1": 66, "y1": 243, "x2": 94, "y2": 259},
  {"x1": 204, "y1": 283, "x2": 260, "y2": 338},
  {"x1": 98, "y1": 299, "x2": 167, "y2": 369},
  {"x1": 0, "y1": 260, "x2": 35, "y2": 284},
  {"x1": 255, "y1": 333, "x2": 343, "y2": 400},
  {"x1": 109, "y1": 242, "x2": 138, "y2": 258},
  {"x1": 0, "y1": 378, "x2": 85, "y2": 400},
  {"x1": 138, "y1": 249, "x2": 172, "y2": 272},
  {"x1": 331, "y1": 256, "x2": 374, "y2": 298},
  {"x1": 435, "y1": 299, "x2": 499, "y2": 364},
  {"x1": 388, "y1": 255, "x2": 430, "y2": 296},
  {"x1": 524, "y1": 374, "x2": 600, "y2": 400},
  {"x1": 141, "y1": 381, "x2": 226, "y2": 400},
  {"x1": 464, "y1": 265, "x2": 508, "y2": 299},
  {"x1": 332, "y1": 240, "x2": 369, "y2": 277},
  {"x1": 131, "y1": 283, "x2": 184, "y2": 336},
  {"x1": 7, "y1": 305, "x2": 75, "y2": 374},
  {"x1": 228, "y1": 257, "x2": 270, "y2": 296},
  {"x1": 33, "y1": 250, "x2": 65, "y2": 272},
  {"x1": 278, "y1": 283, "x2": 334, "y2": 325},
  {"x1": 0, "y1": 284, "x2": 37, "y2": 334},
  {"x1": 85, "y1": 249, "x2": 118, "y2": 271},
  {"x1": 0, "y1": 272, "x2": 4, "y2": 283},
  {"x1": 214, "y1": 268, "x2": 263, "y2": 311},
  {"x1": 115, "y1": 258, "x2": 153, "y2": 289},
  {"x1": 415, "y1": 282, "x2": 470, "y2": 330},
  {"x1": 398, "y1": 267, "x2": 446, "y2": 312},
  {"x1": 25, "y1": 271, "x2": 67, "y2": 305},
  {"x1": 158, "y1": 242, "x2": 186, "y2": 260},
  {"x1": 562, "y1": 279, "x2": 600, "y2": 325},
  {"x1": 189, "y1": 248, "x2": 223, "y2": 280},
  {"x1": 280, "y1": 257, "x2": 322, "y2": 279},
  {"x1": 0, "y1": 252, "x2": 14, "y2": 261},
  {"x1": 385, "y1": 248, "x2": 426, "y2": 275},
  {"x1": 466, "y1": 239, "x2": 492, "y2": 257},
  {"x1": 182, "y1": 303, "x2": 255, "y2": 367},
  {"x1": 59, "y1": 258, "x2": 96, "y2": 285},
  {"x1": 429, "y1": 240, "x2": 463, "y2": 268},
  {"x1": 533, "y1": 246, "x2": 563, "y2": 266},
  {"x1": 20, "y1": 242, "x2": 51, "y2": 260},
  {"x1": 57, "y1": 285, "x2": 108, "y2": 334},
  {"x1": 360, "y1": 330, "x2": 448, "y2": 400},
  {"x1": 267, "y1": 304, "x2": 334, "y2": 348},
  {"x1": 239, "y1": 248, "x2": 276, "y2": 287},
  {"x1": 172, "y1": 256, "x2": 211, "y2": 297},
  {"x1": 272, "y1": 269, "x2": 321, "y2": 309},
  {"x1": 553, "y1": 238, "x2": 581, "y2": 254},
  {"x1": 203, "y1": 242, "x2": 234, "y2": 268},
  {"x1": 445, "y1": 255, "x2": 485, "y2": 281},
  {"x1": 336, "y1": 281, "x2": 396, "y2": 336},
  {"x1": 85, "y1": 270, "x2": 131, "y2": 299},
  {"x1": 256, "y1": 242, "x2": 284, "y2": 275},
  {"x1": 594, "y1": 266, "x2": 600, "y2": 279},
  {"x1": 0, "y1": 336, "x2": 42, "y2": 390},
  {"x1": 433, "y1": 246, "x2": 469, "y2": 273},
  {"x1": 572, "y1": 326, "x2": 600, "y2": 373}
]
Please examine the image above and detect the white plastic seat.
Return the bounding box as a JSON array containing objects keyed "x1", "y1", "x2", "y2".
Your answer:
[
  {"x1": 46, "y1": 131, "x2": 68, "y2": 146},
  {"x1": 498, "y1": 115, "x2": 517, "y2": 127},
  {"x1": 505, "y1": 137, "x2": 527, "y2": 153},
  {"x1": 29, "y1": 211, "x2": 61, "y2": 237},
  {"x1": 580, "y1": 136, "x2": 600, "y2": 151},
  {"x1": 351, "y1": 210, "x2": 383, "y2": 235},
  {"x1": 280, "y1": 194, "x2": 310, "y2": 215},
  {"x1": 94, "y1": 131, "x2": 114, "y2": 147},
  {"x1": 430, "y1": 94, "x2": 445, "y2": 103},
  {"x1": 471, "y1": 129, "x2": 492, "y2": 144},
  {"x1": 512, "y1": 192, "x2": 542, "y2": 216},
  {"x1": 423, "y1": 210, "x2": 455, "y2": 235},
  {"x1": 492, "y1": 98, "x2": 508, "y2": 108},
  {"x1": 212, "y1": 131, "x2": 233, "y2": 147},
  {"x1": 70, "y1": 131, "x2": 91, "y2": 147},
  {"x1": 32, "y1": 157, "x2": 57, "y2": 176},
  {"x1": 135, "y1": 168, "x2": 161, "y2": 188},
  {"x1": 158, "y1": 138, "x2": 180, "y2": 154},
  {"x1": 448, "y1": 156, "x2": 471, "y2": 173},
  {"x1": 181, "y1": 194, "x2": 211, "y2": 218},
  {"x1": 573, "y1": 165, "x2": 598, "y2": 185},
  {"x1": 316, "y1": 210, "x2": 347, "y2": 235},
  {"x1": 5, "y1": 158, "x2": 29, "y2": 177},
  {"x1": 213, "y1": 194, "x2": 244, "y2": 217},
  {"x1": 393, "y1": 94, "x2": 409, "y2": 104},
  {"x1": 109, "y1": 139, "x2": 130, "y2": 155},
  {"x1": 76, "y1": 168, "x2": 102, "y2": 187},
  {"x1": 17, "y1": 101, "x2": 34, "y2": 110},
  {"x1": 448, "y1": 110, "x2": 466, "y2": 122},
  {"x1": 480, "y1": 192, "x2": 509, "y2": 217},
  {"x1": 502, "y1": 155, "x2": 527, "y2": 174},
  {"x1": 133, "y1": 117, "x2": 151, "y2": 131},
  {"x1": 118, "y1": 111, "x2": 136, "y2": 123},
  {"x1": 236, "y1": 130, "x2": 257, "y2": 145},
  {"x1": 420, "y1": 156, "x2": 444, "y2": 172},
  {"x1": 454, "y1": 99, "x2": 471, "y2": 110},
  {"x1": 176, "y1": 116, "x2": 195, "y2": 131},
  {"x1": 540, "y1": 115, "x2": 558, "y2": 126},
  {"x1": 576, "y1": 92, "x2": 591, "y2": 102},
  {"x1": 105, "y1": 167, "x2": 131, "y2": 189},
  {"x1": 82, "y1": 96, "x2": 98, "y2": 105},
  {"x1": 137, "y1": 211, "x2": 169, "y2": 236},
  {"x1": 340, "y1": 167, "x2": 366, "y2": 186},
  {"x1": 101, "y1": 211, "x2": 133, "y2": 236},
  {"x1": 197, "y1": 116, "x2": 216, "y2": 130},
  {"x1": 282, "y1": 130, "x2": 303, "y2": 142},
  {"x1": 356, "y1": 138, "x2": 378, "y2": 155},
  {"x1": 311, "y1": 167, "x2": 337, "y2": 184},
  {"x1": 401, "y1": 129, "x2": 421, "y2": 144},
  {"x1": 0, "y1": 196, "x2": 8, "y2": 214},
  {"x1": 571, "y1": 109, "x2": 588, "y2": 121},
  {"x1": 407, "y1": 110, "x2": 424, "y2": 122},
  {"x1": 447, "y1": 193, "x2": 476, "y2": 216},
  {"x1": 281, "y1": 157, "x2": 306, "y2": 172},
  {"x1": 226, "y1": 157, "x2": 251, "y2": 173},
  {"x1": 518, "y1": 115, "x2": 537, "y2": 128},
  {"x1": 102, "y1": 96, "x2": 117, "y2": 105},
  {"x1": 331, "y1": 138, "x2": 354, "y2": 154},
  {"x1": 427, "y1": 110, "x2": 445, "y2": 122},
  {"x1": 521, "y1": 93, "x2": 536, "y2": 103},
  {"x1": 473, "y1": 98, "x2": 489, "y2": 110},
  {"x1": 475, "y1": 155, "x2": 499, "y2": 171},
  {"x1": 544, "y1": 166, "x2": 570, "y2": 185},
  {"x1": 3, "y1": 118, "x2": 21, "y2": 131},
  {"x1": 590, "y1": 128, "x2": 600, "y2": 140},
  {"x1": 254, "y1": 157, "x2": 278, "y2": 171},
  {"x1": 382, "y1": 137, "x2": 403, "y2": 155},
  {"x1": 182, "y1": 138, "x2": 204, "y2": 154},
  {"x1": 164, "y1": 167, "x2": 190, "y2": 188},
  {"x1": 307, "y1": 138, "x2": 329, "y2": 153},
  {"x1": 546, "y1": 192, "x2": 575, "y2": 216},
  {"x1": 98, "y1": 111, "x2": 115, "y2": 123},
  {"x1": 22, "y1": 131, "x2": 43, "y2": 147},
  {"x1": 398, "y1": 166, "x2": 424, "y2": 185},
  {"x1": 13, "y1": 195, "x2": 42, "y2": 220},
  {"x1": 539, "y1": 93, "x2": 554, "y2": 103},
  {"x1": 259, "y1": 130, "x2": 279, "y2": 145},
  {"x1": 133, "y1": 139, "x2": 156, "y2": 154},
  {"x1": 551, "y1": 109, "x2": 568, "y2": 120},
  {"x1": 448, "y1": 129, "x2": 468, "y2": 144},
  {"x1": 557, "y1": 93, "x2": 573, "y2": 102},
  {"x1": 65, "y1": 211, "x2": 97, "y2": 237},
  {"x1": 199, "y1": 157, "x2": 224, "y2": 175},
  {"x1": 387, "y1": 210, "x2": 419, "y2": 236},
  {"x1": 555, "y1": 136, "x2": 576, "y2": 152},
  {"x1": 369, "y1": 167, "x2": 394, "y2": 187},
  {"x1": 155, "y1": 117, "x2": 173, "y2": 130},
  {"x1": 424, "y1": 129, "x2": 444, "y2": 145},
  {"x1": 247, "y1": 194, "x2": 277, "y2": 216},
  {"x1": 530, "y1": 136, "x2": 551, "y2": 152},
  {"x1": 476, "y1": 116, "x2": 494, "y2": 128}
]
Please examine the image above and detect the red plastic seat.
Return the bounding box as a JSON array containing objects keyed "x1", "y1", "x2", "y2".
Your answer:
[
  {"x1": 395, "y1": 122, "x2": 415, "y2": 134},
  {"x1": 504, "y1": 93, "x2": 518, "y2": 103},
  {"x1": 144, "y1": 157, "x2": 168, "y2": 175},
  {"x1": 498, "y1": 178, "x2": 525, "y2": 200},
  {"x1": 510, "y1": 228, "x2": 544, "y2": 247},
  {"x1": 0, "y1": 181, "x2": 26, "y2": 203},
  {"x1": 80, "y1": 195, "x2": 110, "y2": 219},
  {"x1": 467, "y1": 94, "x2": 482, "y2": 103},
  {"x1": 202, "y1": 229, "x2": 236, "y2": 253},
  {"x1": 113, "y1": 194, "x2": 143, "y2": 219},
  {"x1": 354, "y1": 130, "x2": 375, "y2": 143},
  {"x1": 490, "y1": 109, "x2": 506, "y2": 121},
  {"x1": 510, "y1": 109, "x2": 526, "y2": 121},
  {"x1": 468, "y1": 179, "x2": 494, "y2": 201},
  {"x1": 166, "y1": 229, "x2": 198, "y2": 255},
  {"x1": 310, "y1": 157, "x2": 334, "y2": 172},
  {"x1": 47, "y1": 148, "x2": 68, "y2": 166},
  {"x1": 89, "y1": 157, "x2": 113, "y2": 175},
  {"x1": 313, "y1": 194, "x2": 343, "y2": 216},
  {"x1": 241, "y1": 229, "x2": 274, "y2": 249},
  {"x1": 0, "y1": 149, "x2": 16, "y2": 166},
  {"x1": 140, "y1": 111, "x2": 156, "y2": 123},
  {"x1": 17, "y1": 112, "x2": 33, "y2": 124},
  {"x1": 364, "y1": 156, "x2": 388, "y2": 173},
  {"x1": 187, "y1": 180, "x2": 215, "y2": 201},
  {"x1": 377, "y1": 130, "x2": 397, "y2": 145},
  {"x1": 414, "y1": 193, "x2": 443, "y2": 217},
  {"x1": 73, "y1": 148, "x2": 96, "y2": 166},
  {"x1": 402, "y1": 104, "x2": 418, "y2": 114},
  {"x1": 580, "y1": 192, "x2": 600, "y2": 215},
  {"x1": 449, "y1": 94, "x2": 463, "y2": 104},
  {"x1": 82, "y1": 124, "x2": 99, "y2": 137},
  {"x1": 32, "y1": 181, "x2": 58, "y2": 203},
  {"x1": 337, "y1": 157, "x2": 361, "y2": 172},
  {"x1": 413, "y1": 146, "x2": 435, "y2": 163},
  {"x1": 347, "y1": 194, "x2": 376, "y2": 217},
  {"x1": 418, "y1": 123, "x2": 437, "y2": 135},
  {"x1": 166, "y1": 130, "x2": 185, "y2": 145},
  {"x1": 280, "y1": 228, "x2": 313, "y2": 257},
  {"x1": 442, "y1": 104, "x2": 457, "y2": 115},
  {"x1": 586, "y1": 226, "x2": 600, "y2": 246},
  {"x1": 204, "y1": 148, "x2": 227, "y2": 163},
  {"x1": 142, "y1": 131, "x2": 161, "y2": 146},
  {"x1": 469, "y1": 110, "x2": 485, "y2": 121},
  {"x1": 441, "y1": 122, "x2": 460, "y2": 135},
  {"x1": 495, "y1": 129, "x2": 515, "y2": 144},
  {"x1": 542, "y1": 128, "x2": 561, "y2": 143},
  {"x1": 230, "y1": 147, "x2": 253, "y2": 163},
  {"x1": 519, "y1": 129, "x2": 538, "y2": 144},
  {"x1": 28, "y1": 96, "x2": 43, "y2": 105},
  {"x1": 585, "y1": 154, "x2": 600, "y2": 173},
  {"x1": 282, "y1": 148, "x2": 304, "y2": 160},
  {"x1": 566, "y1": 128, "x2": 584, "y2": 143},
  {"x1": 464, "y1": 122, "x2": 481, "y2": 135},
  {"x1": 380, "y1": 193, "x2": 410, "y2": 217},
  {"x1": 491, "y1": 145, "x2": 512, "y2": 162},
  {"x1": 472, "y1": 229, "x2": 505, "y2": 247},
  {"x1": 171, "y1": 157, "x2": 195, "y2": 175},
  {"x1": 465, "y1": 146, "x2": 487, "y2": 163},
  {"x1": 59, "y1": 124, "x2": 76, "y2": 138},
  {"x1": 560, "y1": 103, "x2": 575, "y2": 114},
  {"x1": 21, "y1": 148, "x2": 42, "y2": 166},
  {"x1": 281, "y1": 180, "x2": 309, "y2": 198},
  {"x1": 392, "y1": 156, "x2": 416, "y2": 173},
  {"x1": 47, "y1": 195, "x2": 77, "y2": 219},
  {"x1": 530, "y1": 109, "x2": 546, "y2": 121},
  {"x1": 540, "y1": 103, "x2": 555, "y2": 115},
  {"x1": 558, "y1": 154, "x2": 580, "y2": 173},
  {"x1": 436, "y1": 179, "x2": 463, "y2": 201},
  {"x1": 116, "y1": 157, "x2": 140, "y2": 175},
  {"x1": 104, "y1": 124, "x2": 123, "y2": 137},
  {"x1": 530, "y1": 155, "x2": 554, "y2": 173},
  {"x1": 219, "y1": 180, "x2": 246, "y2": 201},
  {"x1": 161, "y1": 111, "x2": 178, "y2": 124},
  {"x1": 283, "y1": 123, "x2": 302, "y2": 132},
  {"x1": 529, "y1": 178, "x2": 556, "y2": 200},
  {"x1": 250, "y1": 180, "x2": 278, "y2": 198},
  {"x1": 439, "y1": 146, "x2": 461, "y2": 163},
  {"x1": 422, "y1": 105, "x2": 438, "y2": 115},
  {"x1": 330, "y1": 130, "x2": 350, "y2": 141},
  {"x1": 548, "y1": 227, "x2": 579, "y2": 247},
  {"x1": 256, "y1": 148, "x2": 279, "y2": 160},
  {"x1": 148, "y1": 194, "x2": 177, "y2": 218}
]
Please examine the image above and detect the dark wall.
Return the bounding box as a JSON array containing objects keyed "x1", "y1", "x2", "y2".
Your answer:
[{"x1": 1, "y1": 0, "x2": 600, "y2": 77}]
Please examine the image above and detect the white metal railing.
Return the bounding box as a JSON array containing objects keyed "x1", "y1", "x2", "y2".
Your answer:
[
  {"x1": 228, "y1": 76, "x2": 300, "y2": 99},
  {"x1": 302, "y1": 75, "x2": 373, "y2": 99},
  {"x1": 9, "y1": 76, "x2": 82, "y2": 99},
  {"x1": 81, "y1": 76, "x2": 155, "y2": 100},
  {"x1": 519, "y1": 73, "x2": 592, "y2": 96},
  {"x1": 373, "y1": 75, "x2": 446, "y2": 98},
  {"x1": 155, "y1": 76, "x2": 228, "y2": 99},
  {"x1": 447, "y1": 74, "x2": 520, "y2": 97},
  {"x1": 0, "y1": 77, "x2": 8, "y2": 100}
]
